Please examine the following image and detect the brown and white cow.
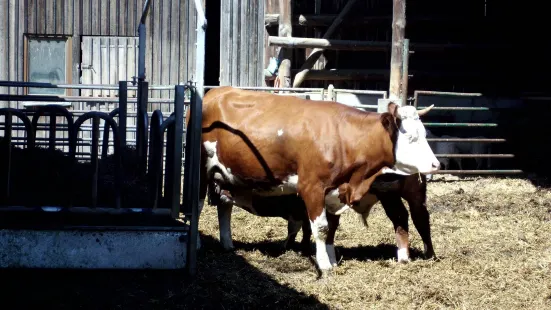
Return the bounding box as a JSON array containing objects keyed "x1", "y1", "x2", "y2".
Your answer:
[
  {"x1": 211, "y1": 170, "x2": 436, "y2": 264},
  {"x1": 187, "y1": 86, "x2": 440, "y2": 274}
]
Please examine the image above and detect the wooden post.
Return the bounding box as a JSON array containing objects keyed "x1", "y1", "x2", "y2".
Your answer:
[
  {"x1": 388, "y1": 0, "x2": 406, "y2": 103},
  {"x1": 293, "y1": 0, "x2": 360, "y2": 88},
  {"x1": 277, "y1": 0, "x2": 292, "y2": 88}
]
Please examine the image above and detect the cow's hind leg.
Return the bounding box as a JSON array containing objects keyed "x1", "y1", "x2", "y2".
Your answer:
[
  {"x1": 379, "y1": 194, "x2": 411, "y2": 263},
  {"x1": 284, "y1": 218, "x2": 302, "y2": 250},
  {"x1": 216, "y1": 190, "x2": 235, "y2": 251}
]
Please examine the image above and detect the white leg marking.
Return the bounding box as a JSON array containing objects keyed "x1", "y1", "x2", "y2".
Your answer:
[
  {"x1": 326, "y1": 244, "x2": 338, "y2": 267},
  {"x1": 397, "y1": 247, "x2": 410, "y2": 263},
  {"x1": 217, "y1": 200, "x2": 234, "y2": 250},
  {"x1": 277, "y1": 129, "x2": 284, "y2": 136},
  {"x1": 310, "y1": 209, "x2": 332, "y2": 271}
]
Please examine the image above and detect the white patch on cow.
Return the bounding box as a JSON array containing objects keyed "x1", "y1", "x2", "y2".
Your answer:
[
  {"x1": 324, "y1": 189, "x2": 351, "y2": 215},
  {"x1": 310, "y1": 209, "x2": 332, "y2": 271},
  {"x1": 254, "y1": 174, "x2": 299, "y2": 197},
  {"x1": 327, "y1": 244, "x2": 338, "y2": 267},
  {"x1": 391, "y1": 105, "x2": 441, "y2": 175},
  {"x1": 277, "y1": 129, "x2": 284, "y2": 136},
  {"x1": 397, "y1": 247, "x2": 410, "y2": 263},
  {"x1": 203, "y1": 140, "x2": 244, "y2": 186}
]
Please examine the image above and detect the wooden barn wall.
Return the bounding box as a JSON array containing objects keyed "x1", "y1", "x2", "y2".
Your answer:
[
  {"x1": 219, "y1": 0, "x2": 265, "y2": 87},
  {"x1": 0, "y1": 0, "x2": 199, "y2": 155},
  {"x1": 0, "y1": 0, "x2": 198, "y2": 103},
  {"x1": 263, "y1": 0, "x2": 541, "y2": 97}
]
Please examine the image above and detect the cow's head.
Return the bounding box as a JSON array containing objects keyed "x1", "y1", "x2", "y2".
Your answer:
[{"x1": 382, "y1": 102, "x2": 440, "y2": 175}]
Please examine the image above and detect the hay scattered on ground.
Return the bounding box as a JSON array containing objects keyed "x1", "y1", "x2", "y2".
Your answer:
[
  {"x1": 194, "y1": 175, "x2": 551, "y2": 310},
  {"x1": 1, "y1": 175, "x2": 550, "y2": 309}
]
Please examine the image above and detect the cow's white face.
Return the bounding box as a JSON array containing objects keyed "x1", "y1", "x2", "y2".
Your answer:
[{"x1": 385, "y1": 104, "x2": 440, "y2": 175}]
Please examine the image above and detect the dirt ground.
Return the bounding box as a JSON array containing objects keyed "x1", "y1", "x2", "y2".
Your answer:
[{"x1": 1, "y1": 175, "x2": 550, "y2": 309}]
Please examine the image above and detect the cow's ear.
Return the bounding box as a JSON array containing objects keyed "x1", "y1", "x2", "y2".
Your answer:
[
  {"x1": 380, "y1": 112, "x2": 398, "y2": 133},
  {"x1": 387, "y1": 101, "x2": 399, "y2": 117}
]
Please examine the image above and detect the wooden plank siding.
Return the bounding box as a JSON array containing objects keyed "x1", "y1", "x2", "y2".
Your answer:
[
  {"x1": 0, "y1": 0, "x2": 199, "y2": 155},
  {"x1": 219, "y1": 0, "x2": 265, "y2": 87},
  {"x1": 0, "y1": 0, "x2": 198, "y2": 102}
]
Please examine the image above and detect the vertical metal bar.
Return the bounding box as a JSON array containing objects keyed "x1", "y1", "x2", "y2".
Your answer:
[
  {"x1": 148, "y1": 110, "x2": 163, "y2": 209},
  {"x1": 164, "y1": 119, "x2": 175, "y2": 209},
  {"x1": 187, "y1": 1, "x2": 207, "y2": 277},
  {"x1": 136, "y1": 80, "x2": 149, "y2": 172},
  {"x1": 4, "y1": 112, "x2": 13, "y2": 200},
  {"x1": 49, "y1": 112, "x2": 56, "y2": 151},
  {"x1": 170, "y1": 85, "x2": 185, "y2": 218},
  {"x1": 137, "y1": 23, "x2": 147, "y2": 80},
  {"x1": 118, "y1": 81, "x2": 127, "y2": 149},
  {"x1": 91, "y1": 116, "x2": 100, "y2": 209},
  {"x1": 401, "y1": 38, "x2": 410, "y2": 103}
]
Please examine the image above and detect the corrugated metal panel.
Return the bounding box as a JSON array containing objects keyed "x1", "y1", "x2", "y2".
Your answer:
[{"x1": 219, "y1": 0, "x2": 265, "y2": 87}]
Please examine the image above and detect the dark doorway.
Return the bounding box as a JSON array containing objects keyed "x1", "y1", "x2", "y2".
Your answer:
[{"x1": 204, "y1": 0, "x2": 221, "y2": 87}]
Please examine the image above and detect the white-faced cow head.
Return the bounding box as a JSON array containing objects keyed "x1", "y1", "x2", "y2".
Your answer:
[{"x1": 383, "y1": 102, "x2": 440, "y2": 175}]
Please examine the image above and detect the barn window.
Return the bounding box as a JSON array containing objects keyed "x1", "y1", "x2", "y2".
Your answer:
[{"x1": 24, "y1": 35, "x2": 72, "y2": 96}]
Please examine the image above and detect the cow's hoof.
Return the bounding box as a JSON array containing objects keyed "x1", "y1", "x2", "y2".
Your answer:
[
  {"x1": 319, "y1": 269, "x2": 334, "y2": 279},
  {"x1": 300, "y1": 243, "x2": 313, "y2": 256},
  {"x1": 397, "y1": 257, "x2": 411, "y2": 264}
]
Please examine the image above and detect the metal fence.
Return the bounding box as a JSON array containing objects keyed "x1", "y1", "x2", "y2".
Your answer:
[
  {"x1": 412, "y1": 90, "x2": 523, "y2": 175},
  {"x1": 0, "y1": 80, "x2": 203, "y2": 213}
]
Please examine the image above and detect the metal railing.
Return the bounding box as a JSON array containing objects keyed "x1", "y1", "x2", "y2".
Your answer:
[
  {"x1": 412, "y1": 90, "x2": 523, "y2": 175},
  {"x1": 0, "y1": 80, "x2": 200, "y2": 213}
]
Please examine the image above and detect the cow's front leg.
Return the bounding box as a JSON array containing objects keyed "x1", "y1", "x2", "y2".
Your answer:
[
  {"x1": 403, "y1": 175, "x2": 436, "y2": 260},
  {"x1": 300, "y1": 218, "x2": 313, "y2": 255},
  {"x1": 379, "y1": 194, "x2": 411, "y2": 263},
  {"x1": 301, "y1": 185, "x2": 333, "y2": 276},
  {"x1": 325, "y1": 212, "x2": 341, "y2": 267}
]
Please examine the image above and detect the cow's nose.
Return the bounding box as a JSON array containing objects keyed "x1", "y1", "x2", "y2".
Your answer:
[{"x1": 432, "y1": 160, "x2": 441, "y2": 170}]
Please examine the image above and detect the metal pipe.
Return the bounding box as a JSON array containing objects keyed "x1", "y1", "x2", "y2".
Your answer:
[
  {"x1": 431, "y1": 170, "x2": 524, "y2": 175},
  {"x1": 435, "y1": 154, "x2": 514, "y2": 158},
  {"x1": 0, "y1": 94, "x2": 178, "y2": 103},
  {"x1": 428, "y1": 138, "x2": 507, "y2": 142},
  {"x1": 413, "y1": 90, "x2": 483, "y2": 107},
  {"x1": 0, "y1": 81, "x2": 178, "y2": 90},
  {"x1": 204, "y1": 85, "x2": 324, "y2": 92},
  {"x1": 417, "y1": 106, "x2": 491, "y2": 111},
  {"x1": 333, "y1": 88, "x2": 388, "y2": 97},
  {"x1": 424, "y1": 122, "x2": 498, "y2": 127}
]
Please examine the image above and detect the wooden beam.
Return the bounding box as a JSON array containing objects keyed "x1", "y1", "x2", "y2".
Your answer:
[
  {"x1": 388, "y1": 0, "x2": 406, "y2": 101},
  {"x1": 293, "y1": 0, "x2": 360, "y2": 88},
  {"x1": 277, "y1": 0, "x2": 292, "y2": 88},
  {"x1": 269, "y1": 36, "x2": 504, "y2": 52},
  {"x1": 264, "y1": 14, "x2": 487, "y2": 27},
  {"x1": 265, "y1": 69, "x2": 486, "y2": 81},
  {"x1": 269, "y1": 36, "x2": 389, "y2": 51}
]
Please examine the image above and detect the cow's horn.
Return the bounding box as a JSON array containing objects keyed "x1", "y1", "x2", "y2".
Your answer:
[{"x1": 417, "y1": 104, "x2": 434, "y2": 116}]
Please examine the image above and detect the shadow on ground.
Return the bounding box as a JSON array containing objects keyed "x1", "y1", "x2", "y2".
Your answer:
[
  {"x1": 232, "y1": 239, "x2": 425, "y2": 263},
  {"x1": 0, "y1": 234, "x2": 329, "y2": 310}
]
